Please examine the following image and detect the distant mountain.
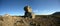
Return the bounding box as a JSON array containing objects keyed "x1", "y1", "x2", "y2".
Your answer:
[{"x1": 52, "y1": 12, "x2": 60, "y2": 15}]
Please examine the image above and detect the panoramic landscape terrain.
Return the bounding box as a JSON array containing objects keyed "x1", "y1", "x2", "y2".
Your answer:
[
  {"x1": 0, "y1": 12, "x2": 60, "y2": 26},
  {"x1": 0, "y1": 0, "x2": 60, "y2": 26}
]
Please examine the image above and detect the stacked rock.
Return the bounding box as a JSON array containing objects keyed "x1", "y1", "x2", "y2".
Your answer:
[{"x1": 24, "y1": 6, "x2": 35, "y2": 19}]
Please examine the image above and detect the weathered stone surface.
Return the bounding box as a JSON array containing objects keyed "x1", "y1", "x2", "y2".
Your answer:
[
  {"x1": 24, "y1": 6, "x2": 35, "y2": 19},
  {"x1": 24, "y1": 6, "x2": 32, "y2": 12}
]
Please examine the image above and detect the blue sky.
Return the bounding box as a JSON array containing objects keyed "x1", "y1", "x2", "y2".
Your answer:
[{"x1": 0, "y1": 0, "x2": 60, "y2": 16}]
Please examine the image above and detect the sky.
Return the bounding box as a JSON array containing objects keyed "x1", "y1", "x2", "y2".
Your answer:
[{"x1": 0, "y1": 0, "x2": 60, "y2": 16}]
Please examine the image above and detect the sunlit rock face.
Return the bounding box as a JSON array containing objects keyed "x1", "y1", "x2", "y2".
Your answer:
[
  {"x1": 24, "y1": 6, "x2": 35, "y2": 19},
  {"x1": 1, "y1": 16, "x2": 24, "y2": 26},
  {"x1": 24, "y1": 6, "x2": 32, "y2": 12}
]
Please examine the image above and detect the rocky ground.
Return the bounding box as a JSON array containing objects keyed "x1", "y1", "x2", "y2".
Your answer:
[{"x1": 0, "y1": 15, "x2": 60, "y2": 26}]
